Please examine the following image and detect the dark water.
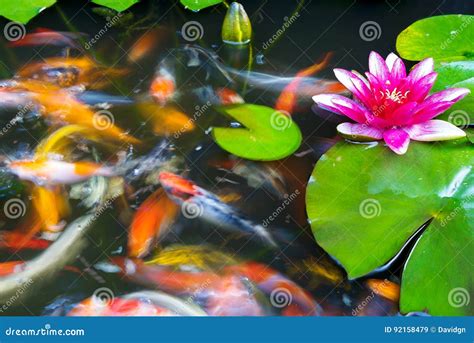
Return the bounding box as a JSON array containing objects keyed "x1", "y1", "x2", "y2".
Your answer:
[{"x1": 0, "y1": 0, "x2": 472, "y2": 316}]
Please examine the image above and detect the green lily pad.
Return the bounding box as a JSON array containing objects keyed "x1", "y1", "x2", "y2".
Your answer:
[
  {"x1": 434, "y1": 61, "x2": 474, "y2": 124},
  {"x1": 180, "y1": 0, "x2": 223, "y2": 12},
  {"x1": 91, "y1": 0, "x2": 139, "y2": 12},
  {"x1": 396, "y1": 15, "x2": 474, "y2": 61},
  {"x1": 212, "y1": 104, "x2": 302, "y2": 161},
  {"x1": 306, "y1": 139, "x2": 473, "y2": 315},
  {"x1": 0, "y1": 0, "x2": 56, "y2": 23}
]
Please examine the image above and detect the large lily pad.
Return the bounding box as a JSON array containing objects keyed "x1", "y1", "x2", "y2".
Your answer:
[
  {"x1": 91, "y1": 0, "x2": 139, "y2": 12},
  {"x1": 212, "y1": 104, "x2": 302, "y2": 161},
  {"x1": 0, "y1": 0, "x2": 56, "y2": 23},
  {"x1": 396, "y1": 15, "x2": 474, "y2": 61},
  {"x1": 306, "y1": 139, "x2": 473, "y2": 315},
  {"x1": 180, "y1": 0, "x2": 223, "y2": 12},
  {"x1": 433, "y1": 61, "x2": 474, "y2": 124}
]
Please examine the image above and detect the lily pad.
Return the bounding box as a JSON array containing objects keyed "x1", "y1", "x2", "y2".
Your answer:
[
  {"x1": 306, "y1": 139, "x2": 473, "y2": 315},
  {"x1": 180, "y1": 0, "x2": 223, "y2": 12},
  {"x1": 396, "y1": 15, "x2": 474, "y2": 61},
  {"x1": 212, "y1": 104, "x2": 302, "y2": 161},
  {"x1": 91, "y1": 0, "x2": 140, "y2": 12},
  {"x1": 0, "y1": 0, "x2": 56, "y2": 23},
  {"x1": 433, "y1": 61, "x2": 474, "y2": 124}
]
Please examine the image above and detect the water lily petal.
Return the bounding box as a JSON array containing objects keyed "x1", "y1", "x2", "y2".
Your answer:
[
  {"x1": 383, "y1": 128, "x2": 410, "y2": 155},
  {"x1": 336, "y1": 122, "x2": 383, "y2": 141},
  {"x1": 408, "y1": 57, "x2": 434, "y2": 82},
  {"x1": 425, "y1": 88, "x2": 470, "y2": 104},
  {"x1": 405, "y1": 120, "x2": 466, "y2": 141},
  {"x1": 390, "y1": 101, "x2": 419, "y2": 126},
  {"x1": 408, "y1": 72, "x2": 437, "y2": 102},
  {"x1": 368, "y1": 51, "x2": 390, "y2": 81},
  {"x1": 334, "y1": 69, "x2": 373, "y2": 107},
  {"x1": 385, "y1": 53, "x2": 406, "y2": 81},
  {"x1": 313, "y1": 94, "x2": 368, "y2": 123},
  {"x1": 412, "y1": 101, "x2": 456, "y2": 123}
]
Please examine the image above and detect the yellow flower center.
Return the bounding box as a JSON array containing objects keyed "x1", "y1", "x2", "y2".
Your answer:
[{"x1": 381, "y1": 88, "x2": 410, "y2": 103}]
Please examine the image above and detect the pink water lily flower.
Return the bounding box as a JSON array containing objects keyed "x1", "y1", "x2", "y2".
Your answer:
[{"x1": 313, "y1": 51, "x2": 470, "y2": 154}]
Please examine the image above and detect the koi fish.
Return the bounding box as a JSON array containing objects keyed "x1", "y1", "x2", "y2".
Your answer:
[
  {"x1": 128, "y1": 188, "x2": 178, "y2": 258},
  {"x1": 366, "y1": 279, "x2": 400, "y2": 302},
  {"x1": 32, "y1": 186, "x2": 69, "y2": 232},
  {"x1": 0, "y1": 261, "x2": 25, "y2": 276},
  {"x1": 150, "y1": 68, "x2": 176, "y2": 105},
  {"x1": 205, "y1": 275, "x2": 264, "y2": 316},
  {"x1": 8, "y1": 159, "x2": 114, "y2": 185},
  {"x1": 127, "y1": 28, "x2": 171, "y2": 63},
  {"x1": 137, "y1": 103, "x2": 195, "y2": 136},
  {"x1": 68, "y1": 297, "x2": 175, "y2": 316},
  {"x1": 224, "y1": 262, "x2": 320, "y2": 316},
  {"x1": 158, "y1": 172, "x2": 278, "y2": 247},
  {"x1": 8, "y1": 28, "x2": 84, "y2": 49},
  {"x1": 275, "y1": 53, "x2": 335, "y2": 114},
  {"x1": 216, "y1": 87, "x2": 244, "y2": 105},
  {"x1": 0, "y1": 231, "x2": 51, "y2": 251}
]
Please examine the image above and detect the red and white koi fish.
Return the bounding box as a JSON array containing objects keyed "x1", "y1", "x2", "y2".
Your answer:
[
  {"x1": 8, "y1": 159, "x2": 114, "y2": 185},
  {"x1": 216, "y1": 87, "x2": 244, "y2": 105},
  {"x1": 150, "y1": 68, "x2": 176, "y2": 105},
  {"x1": 68, "y1": 297, "x2": 175, "y2": 316},
  {"x1": 158, "y1": 172, "x2": 277, "y2": 247}
]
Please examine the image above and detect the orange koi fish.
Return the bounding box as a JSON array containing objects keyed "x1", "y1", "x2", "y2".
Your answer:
[
  {"x1": 0, "y1": 261, "x2": 25, "y2": 276},
  {"x1": 366, "y1": 279, "x2": 400, "y2": 302},
  {"x1": 9, "y1": 159, "x2": 114, "y2": 185},
  {"x1": 150, "y1": 69, "x2": 176, "y2": 105},
  {"x1": 137, "y1": 103, "x2": 195, "y2": 136},
  {"x1": 216, "y1": 87, "x2": 244, "y2": 105},
  {"x1": 127, "y1": 28, "x2": 171, "y2": 63},
  {"x1": 0, "y1": 231, "x2": 51, "y2": 251},
  {"x1": 275, "y1": 52, "x2": 342, "y2": 115},
  {"x1": 8, "y1": 28, "x2": 84, "y2": 48},
  {"x1": 32, "y1": 186, "x2": 70, "y2": 232},
  {"x1": 68, "y1": 297, "x2": 174, "y2": 316},
  {"x1": 17, "y1": 56, "x2": 127, "y2": 89},
  {"x1": 128, "y1": 188, "x2": 178, "y2": 258}
]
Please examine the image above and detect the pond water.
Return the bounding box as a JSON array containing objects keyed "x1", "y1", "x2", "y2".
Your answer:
[{"x1": 0, "y1": 0, "x2": 470, "y2": 316}]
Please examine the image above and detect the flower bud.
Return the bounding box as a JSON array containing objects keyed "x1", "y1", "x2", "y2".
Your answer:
[{"x1": 221, "y1": 2, "x2": 252, "y2": 45}]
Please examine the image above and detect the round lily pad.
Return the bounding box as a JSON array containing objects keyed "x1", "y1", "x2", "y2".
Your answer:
[
  {"x1": 212, "y1": 104, "x2": 302, "y2": 161},
  {"x1": 306, "y1": 138, "x2": 473, "y2": 315}
]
